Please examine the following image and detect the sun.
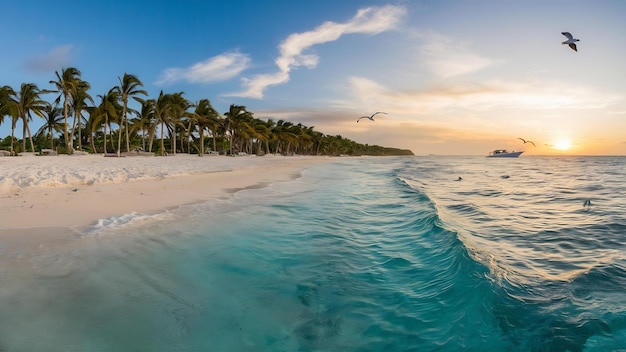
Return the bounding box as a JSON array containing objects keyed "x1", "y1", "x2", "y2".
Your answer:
[{"x1": 554, "y1": 139, "x2": 572, "y2": 151}]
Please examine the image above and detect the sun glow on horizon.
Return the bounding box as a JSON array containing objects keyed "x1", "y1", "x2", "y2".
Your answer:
[{"x1": 553, "y1": 139, "x2": 572, "y2": 151}]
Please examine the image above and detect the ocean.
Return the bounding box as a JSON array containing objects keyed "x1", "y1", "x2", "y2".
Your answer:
[{"x1": 1, "y1": 156, "x2": 625, "y2": 351}]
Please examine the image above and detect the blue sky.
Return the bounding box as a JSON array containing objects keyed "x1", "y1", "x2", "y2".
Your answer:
[{"x1": 2, "y1": 0, "x2": 625, "y2": 155}]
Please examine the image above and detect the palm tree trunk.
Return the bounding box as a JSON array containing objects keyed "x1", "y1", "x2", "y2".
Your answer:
[
  {"x1": 22, "y1": 119, "x2": 27, "y2": 152},
  {"x1": 199, "y1": 128, "x2": 205, "y2": 156},
  {"x1": 70, "y1": 113, "x2": 77, "y2": 152},
  {"x1": 124, "y1": 107, "x2": 130, "y2": 153},
  {"x1": 179, "y1": 128, "x2": 184, "y2": 153},
  {"x1": 171, "y1": 129, "x2": 176, "y2": 155},
  {"x1": 117, "y1": 122, "x2": 122, "y2": 157},
  {"x1": 160, "y1": 122, "x2": 165, "y2": 156},
  {"x1": 27, "y1": 124, "x2": 35, "y2": 153},
  {"x1": 49, "y1": 127, "x2": 54, "y2": 150},
  {"x1": 63, "y1": 95, "x2": 70, "y2": 154},
  {"x1": 211, "y1": 128, "x2": 217, "y2": 152},
  {"x1": 77, "y1": 117, "x2": 82, "y2": 151},
  {"x1": 103, "y1": 119, "x2": 108, "y2": 156},
  {"x1": 10, "y1": 118, "x2": 16, "y2": 154},
  {"x1": 148, "y1": 125, "x2": 156, "y2": 153},
  {"x1": 90, "y1": 129, "x2": 96, "y2": 154}
]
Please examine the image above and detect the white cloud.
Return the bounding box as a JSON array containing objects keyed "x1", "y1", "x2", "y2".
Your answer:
[
  {"x1": 155, "y1": 52, "x2": 250, "y2": 85},
  {"x1": 25, "y1": 45, "x2": 75, "y2": 73},
  {"x1": 229, "y1": 5, "x2": 407, "y2": 99},
  {"x1": 418, "y1": 32, "x2": 497, "y2": 78}
]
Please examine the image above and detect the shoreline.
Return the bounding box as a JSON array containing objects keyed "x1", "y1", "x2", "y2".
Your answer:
[{"x1": 0, "y1": 154, "x2": 332, "y2": 231}]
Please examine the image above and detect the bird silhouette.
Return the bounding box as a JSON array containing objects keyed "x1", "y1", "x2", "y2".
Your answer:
[
  {"x1": 356, "y1": 112, "x2": 386, "y2": 123},
  {"x1": 518, "y1": 137, "x2": 536, "y2": 147},
  {"x1": 561, "y1": 32, "x2": 579, "y2": 52}
]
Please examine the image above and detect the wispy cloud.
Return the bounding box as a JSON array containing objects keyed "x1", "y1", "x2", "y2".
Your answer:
[
  {"x1": 229, "y1": 5, "x2": 407, "y2": 99},
  {"x1": 417, "y1": 32, "x2": 497, "y2": 78},
  {"x1": 155, "y1": 52, "x2": 250, "y2": 85},
  {"x1": 25, "y1": 45, "x2": 75, "y2": 73},
  {"x1": 343, "y1": 77, "x2": 622, "y2": 114}
]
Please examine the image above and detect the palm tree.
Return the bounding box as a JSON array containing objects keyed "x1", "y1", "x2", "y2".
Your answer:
[
  {"x1": 35, "y1": 103, "x2": 63, "y2": 150},
  {"x1": 261, "y1": 118, "x2": 277, "y2": 155},
  {"x1": 0, "y1": 86, "x2": 12, "y2": 127},
  {"x1": 50, "y1": 67, "x2": 82, "y2": 153},
  {"x1": 132, "y1": 101, "x2": 154, "y2": 152},
  {"x1": 248, "y1": 118, "x2": 271, "y2": 155},
  {"x1": 116, "y1": 73, "x2": 147, "y2": 154},
  {"x1": 192, "y1": 98, "x2": 220, "y2": 156},
  {"x1": 224, "y1": 104, "x2": 252, "y2": 155},
  {"x1": 0, "y1": 86, "x2": 18, "y2": 154},
  {"x1": 9, "y1": 83, "x2": 48, "y2": 153},
  {"x1": 0, "y1": 86, "x2": 14, "y2": 128},
  {"x1": 95, "y1": 88, "x2": 121, "y2": 155},
  {"x1": 70, "y1": 81, "x2": 93, "y2": 152},
  {"x1": 272, "y1": 120, "x2": 298, "y2": 155},
  {"x1": 148, "y1": 91, "x2": 174, "y2": 156},
  {"x1": 143, "y1": 99, "x2": 158, "y2": 153},
  {"x1": 167, "y1": 92, "x2": 190, "y2": 155},
  {"x1": 310, "y1": 129, "x2": 325, "y2": 155}
]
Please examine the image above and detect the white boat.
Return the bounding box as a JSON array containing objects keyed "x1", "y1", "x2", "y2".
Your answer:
[{"x1": 487, "y1": 149, "x2": 523, "y2": 158}]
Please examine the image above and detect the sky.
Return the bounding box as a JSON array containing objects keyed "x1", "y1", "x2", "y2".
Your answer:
[{"x1": 1, "y1": 0, "x2": 625, "y2": 155}]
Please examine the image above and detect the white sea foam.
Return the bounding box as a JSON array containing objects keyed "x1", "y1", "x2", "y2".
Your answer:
[{"x1": 82, "y1": 211, "x2": 176, "y2": 236}]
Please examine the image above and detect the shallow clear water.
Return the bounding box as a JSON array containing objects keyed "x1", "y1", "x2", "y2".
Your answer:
[{"x1": 1, "y1": 156, "x2": 625, "y2": 351}]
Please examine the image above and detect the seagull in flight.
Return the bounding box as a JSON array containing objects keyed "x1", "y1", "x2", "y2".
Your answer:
[
  {"x1": 518, "y1": 137, "x2": 536, "y2": 147},
  {"x1": 561, "y1": 32, "x2": 579, "y2": 52},
  {"x1": 357, "y1": 111, "x2": 386, "y2": 123}
]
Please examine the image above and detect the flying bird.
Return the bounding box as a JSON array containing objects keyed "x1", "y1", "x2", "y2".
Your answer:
[
  {"x1": 561, "y1": 32, "x2": 579, "y2": 52},
  {"x1": 357, "y1": 111, "x2": 386, "y2": 123},
  {"x1": 518, "y1": 137, "x2": 536, "y2": 147}
]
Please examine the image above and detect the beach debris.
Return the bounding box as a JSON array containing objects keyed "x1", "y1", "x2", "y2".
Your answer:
[
  {"x1": 356, "y1": 111, "x2": 386, "y2": 123},
  {"x1": 517, "y1": 137, "x2": 536, "y2": 147},
  {"x1": 71, "y1": 188, "x2": 78, "y2": 192},
  {"x1": 561, "y1": 32, "x2": 579, "y2": 52}
]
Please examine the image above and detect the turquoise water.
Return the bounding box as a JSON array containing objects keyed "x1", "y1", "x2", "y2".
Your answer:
[{"x1": 1, "y1": 156, "x2": 625, "y2": 351}]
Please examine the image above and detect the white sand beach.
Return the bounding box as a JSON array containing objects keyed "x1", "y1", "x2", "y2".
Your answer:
[{"x1": 0, "y1": 154, "x2": 331, "y2": 231}]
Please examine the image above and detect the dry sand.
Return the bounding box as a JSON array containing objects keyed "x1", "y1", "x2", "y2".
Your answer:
[{"x1": 0, "y1": 154, "x2": 331, "y2": 230}]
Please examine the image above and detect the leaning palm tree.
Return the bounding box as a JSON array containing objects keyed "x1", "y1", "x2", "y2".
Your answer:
[
  {"x1": 50, "y1": 67, "x2": 82, "y2": 153},
  {"x1": 115, "y1": 73, "x2": 147, "y2": 154},
  {"x1": 9, "y1": 83, "x2": 48, "y2": 153}
]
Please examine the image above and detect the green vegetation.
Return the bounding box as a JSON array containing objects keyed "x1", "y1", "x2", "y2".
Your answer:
[{"x1": 1, "y1": 67, "x2": 413, "y2": 157}]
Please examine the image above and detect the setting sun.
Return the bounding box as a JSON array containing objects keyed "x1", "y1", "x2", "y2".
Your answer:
[{"x1": 554, "y1": 139, "x2": 572, "y2": 151}]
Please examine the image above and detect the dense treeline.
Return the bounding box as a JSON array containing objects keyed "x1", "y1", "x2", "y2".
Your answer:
[{"x1": 0, "y1": 67, "x2": 413, "y2": 157}]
